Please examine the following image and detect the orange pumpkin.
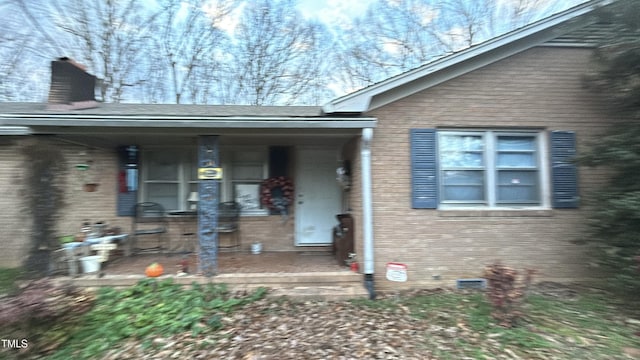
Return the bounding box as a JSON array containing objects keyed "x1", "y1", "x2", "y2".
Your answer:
[{"x1": 145, "y1": 262, "x2": 163, "y2": 277}]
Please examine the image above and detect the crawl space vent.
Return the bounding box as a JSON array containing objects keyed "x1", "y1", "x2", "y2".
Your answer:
[{"x1": 456, "y1": 278, "x2": 487, "y2": 290}]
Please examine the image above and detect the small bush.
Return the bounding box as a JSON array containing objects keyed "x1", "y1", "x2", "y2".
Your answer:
[
  {"x1": 483, "y1": 262, "x2": 534, "y2": 327},
  {"x1": 0, "y1": 278, "x2": 95, "y2": 356},
  {"x1": 0, "y1": 279, "x2": 94, "y2": 328}
]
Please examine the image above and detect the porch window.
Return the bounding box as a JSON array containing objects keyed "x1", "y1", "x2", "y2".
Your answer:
[
  {"x1": 142, "y1": 149, "x2": 195, "y2": 211},
  {"x1": 222, "y1": 148, "x2": 269, "y2": 216},
  {"x1": 141, "y1": 147, "x2": 268, "y2": 215}
]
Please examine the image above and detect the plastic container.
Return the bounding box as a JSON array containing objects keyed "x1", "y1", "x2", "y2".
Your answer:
[
  {"x1": 80, "y1": 255, "x2": 101, "y2": 273},
  {"x1": 251, "y1": 242, "x2": 262, "y2": 255}
]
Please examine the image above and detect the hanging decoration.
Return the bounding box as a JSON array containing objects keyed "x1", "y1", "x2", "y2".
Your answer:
[{"x1": 260, "y1": 176, "x2": 294, "y2": 221}]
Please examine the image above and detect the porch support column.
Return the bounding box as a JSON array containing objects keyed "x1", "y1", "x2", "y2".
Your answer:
[
  {"x1": 361, "y1": 128, "x2": 376, "y2": 300},
  {"x1": 198, "y1": 135, "x2": 220, "y2": 276}
]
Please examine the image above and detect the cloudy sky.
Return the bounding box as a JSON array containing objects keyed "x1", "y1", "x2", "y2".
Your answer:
[
  {"x1": 296, "y1": 0, "x2": 590, "y2": 28},
  {"x1": 297, "y1": 0, "x2": 374, "y2": 27}
]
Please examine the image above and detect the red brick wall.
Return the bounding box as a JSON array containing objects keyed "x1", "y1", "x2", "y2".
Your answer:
[{"x1": 348, "y1": 46, "x2": 613, "y2": 291}]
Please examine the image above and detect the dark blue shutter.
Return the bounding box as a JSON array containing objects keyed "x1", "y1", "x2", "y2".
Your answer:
[
  {"x1": 551, "y1": 131, "x2": 579, "y2": 208},
  {"x1": 116, "y1": 146, "x2": 138, "y2": 216},
  {"x1": 410, "y1": 129, "x2": 438, "y2": 209}
]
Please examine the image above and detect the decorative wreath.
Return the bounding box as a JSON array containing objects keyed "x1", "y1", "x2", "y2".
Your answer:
[{"x1": 260, "y1": 176, "x2": 294, "y2": 211}]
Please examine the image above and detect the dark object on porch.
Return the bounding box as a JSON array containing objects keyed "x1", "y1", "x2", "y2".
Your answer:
[
  {"x1": 333, "y1": 214, "x2": 354, "y2": 266},
  {"x1": 132, "y1": 202, "x2": 168, "y2": 254},
  {"x1": 217, "y1": 201, "x2": 241, "y2": 250}
]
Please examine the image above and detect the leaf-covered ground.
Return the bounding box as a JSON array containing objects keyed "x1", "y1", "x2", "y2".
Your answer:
[
  {"x1": 41, "y1": 283, "x2": 640, "y2": 359},
  {"x1": 2, "y1": 280, "x2": 639, "y2": 359}
]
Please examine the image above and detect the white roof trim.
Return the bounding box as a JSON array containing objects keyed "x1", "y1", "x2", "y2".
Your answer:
[
  {"x1": 323, "y1": 0, "x2": 613, "y2": 114},
  {"x1": 0, "y1": 114, "x2": 376, "y2": 129},
  {"x1": 0, "y1": 126, "x2": 32, "y2": 135}
]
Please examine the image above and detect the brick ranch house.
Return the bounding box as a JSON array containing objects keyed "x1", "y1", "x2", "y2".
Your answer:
[{"x1": 0, "y1": 0, "x2": 623, "y2": 295}]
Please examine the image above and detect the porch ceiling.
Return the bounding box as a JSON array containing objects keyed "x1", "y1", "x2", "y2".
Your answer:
[
  {"x1": 0, "y1": 109, "x2": 376, "y2": 147},
  {"x1": 54, "y1": 130, "x2": 360, "y2": 148}
]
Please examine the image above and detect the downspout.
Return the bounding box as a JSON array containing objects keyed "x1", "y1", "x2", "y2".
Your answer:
[{"x1": 361, "y1": 128, "x2": 376, "y2": 300}]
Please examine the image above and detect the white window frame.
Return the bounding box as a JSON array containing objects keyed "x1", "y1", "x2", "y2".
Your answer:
[
  {"x1": 221, "y1": 146, "x2": 269, "y2": 216},
  {"x1": 140, "y1": 146, "x2": 195, "y2": 212},
  {"x1": 141, "y1": 146, "x2": 269, "y2": 216},
  {"x1": 437, "y1": 130, "x2": 550, "y2": 209}
]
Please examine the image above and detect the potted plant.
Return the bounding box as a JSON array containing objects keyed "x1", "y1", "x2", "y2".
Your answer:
[{"x1": 76, "y1": 161, "x2": 100, "y2": 192}]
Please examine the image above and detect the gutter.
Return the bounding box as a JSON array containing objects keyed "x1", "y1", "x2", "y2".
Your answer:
[{"x1": 361, "y1": 128, "x2": 376, "y2": 300}]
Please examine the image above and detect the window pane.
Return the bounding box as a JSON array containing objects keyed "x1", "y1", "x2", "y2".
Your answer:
[
  {"x1": 441, "y1": 135, "x2": 483, "y2": 151},
  {"x1": 497, "y1": 153, "x2": 536, "y2": 167},
  {"x1": 147, "y1": 151, "x2": 179, "y2": 180},
  {"x1": 442, "y1": 152, "x2": 484, "y2": 167},
  {"x1": 147, "y1": 183, "x2": 178, "y2": 210},
  {"x1": 497, "y1": 171, "x2": 536, "y2": 185},
  {"x1": 442, "y1": 170, "x2": 484, "y2": 201},
  {"x1": 234, "y1": 183, "x2": 262, "y2": 211},
  {"x1": 440, "y1": 135, "x2": 484, "y2": 168},
  {"x1": 497, "y1": 186, "x2": 538, "y2": 202},
  {"x1": 232, "y1": 164, "x2": 263, "y2": 180},
  {"x1": 234, "y1": 151, "x2": 263, "y2": 162},
  {"x1": 497, "y1": 136, "x2": 535, "y2": 151},
  {"x1": 443, "y1": 186, "x2": 484, "y2": 201},
  {"x1": 443, "y1": 170, "x2": 484, "y2": 185},
  {"x1": 497, "y1": 171, "x2": 538, "y2": 202}
]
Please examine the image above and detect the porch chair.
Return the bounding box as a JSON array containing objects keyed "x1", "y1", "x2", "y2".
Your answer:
[
  {"x1": 132, "y1": 202, "x2": 168, "y2": 254},
  {"x1": 216, "y1": 201, "x2": 241, "y2": 251}
]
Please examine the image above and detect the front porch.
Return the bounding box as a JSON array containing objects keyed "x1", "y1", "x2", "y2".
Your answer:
[
  {"x1": 103, "y1": 250, "x2": 344, "y2": 275},
  {"x1": 55, "y1": 251, "x2": 367, "y2": 300}
]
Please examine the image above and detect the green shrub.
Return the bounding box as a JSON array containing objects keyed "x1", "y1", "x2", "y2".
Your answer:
[{"x1": 48, "y1": 279, "x2": 265, "y2": 359}]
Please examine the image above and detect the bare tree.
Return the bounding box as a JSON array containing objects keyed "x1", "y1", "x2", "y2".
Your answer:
[
  {"x1": 144, "y1": 0, "x2": 237, "y2": 104},
  {"x1": 335, "y1": 0, "x2": 447, "y2": 91},
  {"x1": 0, "y1": 1, "x2": 60, "y2": 101},
  {"x1": 335, "y1": 0, "x2": 579, "y2": 92},
  {"x1": 2, "y1": 0, "x2": 582, "y2": 104},
  {"x1": 216, "y1": 0, "x2": 334, "y2": 105},
  {"x1": 42, "y1": 0, "x2": 162, "y2": 103},
  {"x1": 0, "y1": 29, "x2": 30, "y2": 101}
]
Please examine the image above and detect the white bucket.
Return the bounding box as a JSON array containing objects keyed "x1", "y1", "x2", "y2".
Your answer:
[
  {"x1": 80, "y1": 255, "x2": 101, "y2": 273},
  {"x1": 251, "y1": 242, "x2": 262, "y2": 255}
]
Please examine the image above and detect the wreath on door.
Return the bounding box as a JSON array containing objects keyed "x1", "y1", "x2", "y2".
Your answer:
[{"x1": 260, "y1": 176, "x2": 294, "y2": 214}]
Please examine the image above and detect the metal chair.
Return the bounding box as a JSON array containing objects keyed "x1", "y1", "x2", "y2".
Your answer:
[
  {"x1": 132, "y1": 202, "x2": 168, "y2": 254},
  {"x1": 217, "y1": 201, "x2": 241, "y2": 251}
]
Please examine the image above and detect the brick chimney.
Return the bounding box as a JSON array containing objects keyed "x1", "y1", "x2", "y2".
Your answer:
[{"x1": 47, "y1": 57, "x2": 98, "y2": 110}]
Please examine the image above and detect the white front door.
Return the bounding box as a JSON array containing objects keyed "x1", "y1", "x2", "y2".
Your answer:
[{"x1": 295, "y1": 147, "x2": 342, "y2": 246}]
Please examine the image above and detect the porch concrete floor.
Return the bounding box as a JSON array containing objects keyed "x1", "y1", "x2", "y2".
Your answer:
[{"x1": 101, "y1": 250, "x2": 346, "y2": 275}]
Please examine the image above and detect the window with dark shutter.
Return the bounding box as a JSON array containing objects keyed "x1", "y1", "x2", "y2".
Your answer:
[
  {"x1": 410, "y1": 129, "x2": 438, "y2": 209},
  {"x1": 550, "y1": 131, "x2": 579, "y2": 208}
]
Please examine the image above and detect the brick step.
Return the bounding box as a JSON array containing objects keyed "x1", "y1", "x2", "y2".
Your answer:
[
  {"x1": 54, "y1": 271, "x2": 367, "y2": 301},
  {"x1": 267, "y1": 284, "x2": 369, "y2": 301}
]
